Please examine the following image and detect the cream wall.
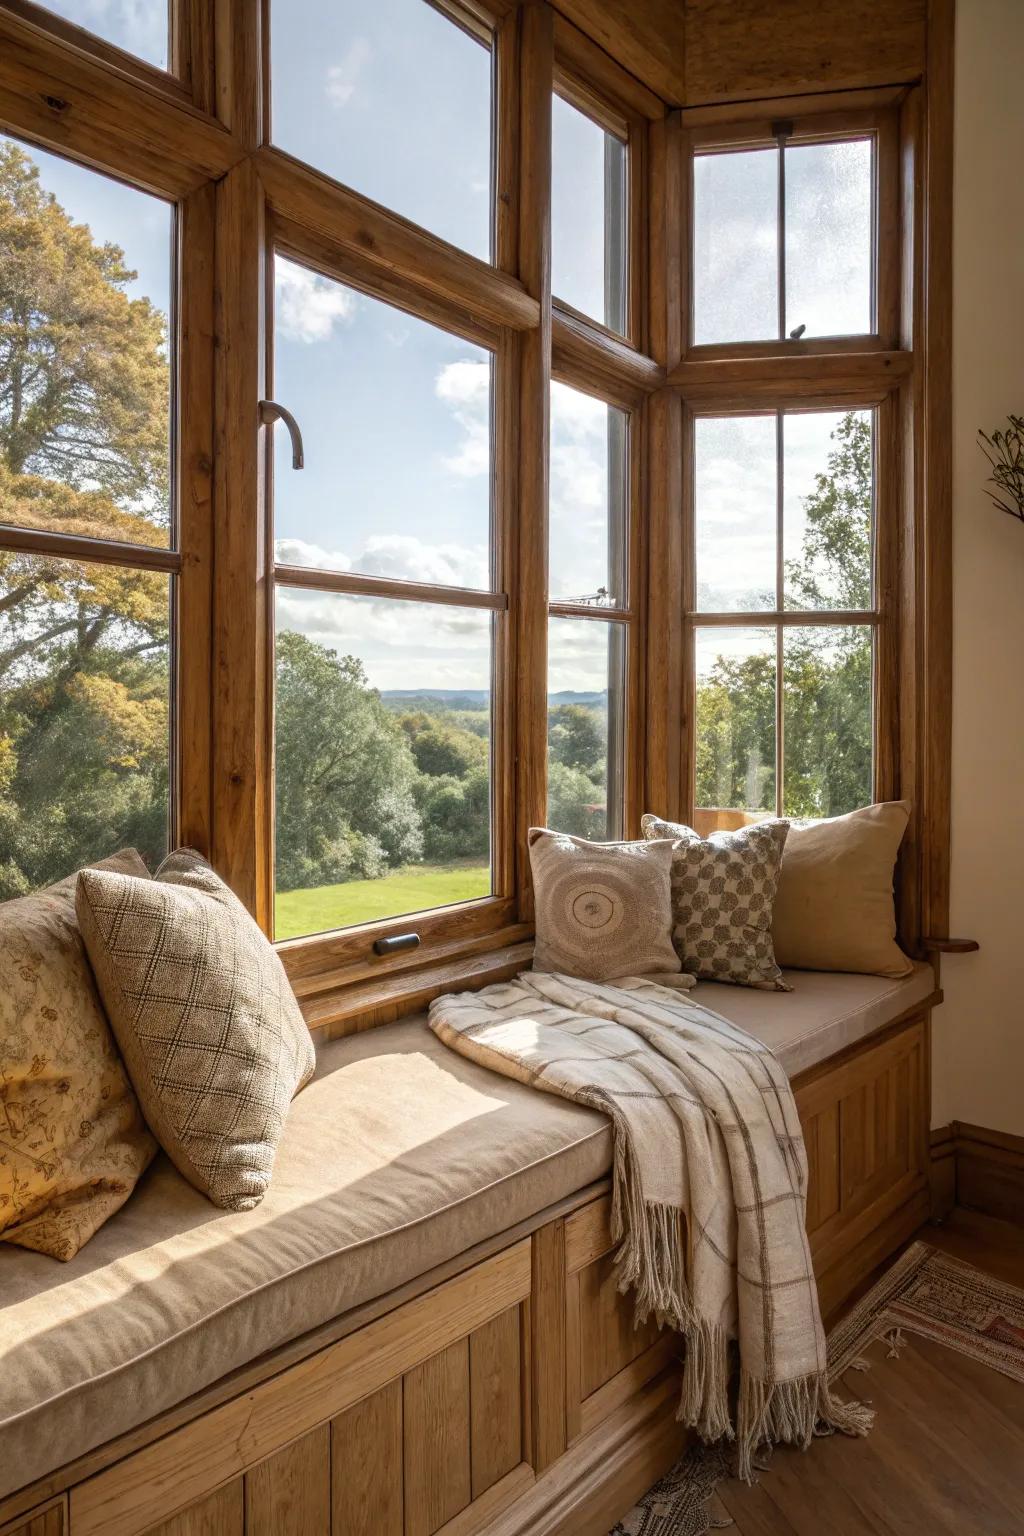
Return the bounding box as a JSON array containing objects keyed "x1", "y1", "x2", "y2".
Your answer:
[{"x1": 931, "y1": 0, "x2": 1024, "y2": 1133}]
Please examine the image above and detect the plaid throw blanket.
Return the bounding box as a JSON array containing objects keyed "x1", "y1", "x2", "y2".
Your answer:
[{"x1": 429, "y1": 971, "x2": 871, "y2": 1478}]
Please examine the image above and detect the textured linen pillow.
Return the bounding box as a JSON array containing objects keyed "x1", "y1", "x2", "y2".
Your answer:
[
  {"x1": 0, "y1": 850, "x2": 157, "y2": 1261},
  {"x1": 772, "y1": 801, "x2": 913, "y2": 977},
  {"x1": 528, "y1": 828, "x2": 688, "y2": 984},
  {"x1": 76, "y1": 848, "x2": 316, "y2": 1211},
  {"x1": 641, "y1": 815, "x2": 790, "y2": 991}
]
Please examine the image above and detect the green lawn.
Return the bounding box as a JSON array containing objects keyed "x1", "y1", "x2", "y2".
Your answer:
[{"x1": 275, "y1": 862, "x2": 491, "y2": 940}]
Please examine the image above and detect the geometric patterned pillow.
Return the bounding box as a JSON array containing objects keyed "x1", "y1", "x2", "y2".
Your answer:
[
  {"x1": 641, "y1": 815, "x2": 791, "y2": 991},
  {"x1": 76, "y1": 849, "x2": 315, "y2": 1211}
]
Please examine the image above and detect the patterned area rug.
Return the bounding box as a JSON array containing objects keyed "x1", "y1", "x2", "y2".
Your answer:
[
  {"x1": 828, "y1": 1239, "x2": 1024, "y2": 1382},
  {"x1": 608, "y1": 1241, "x2": 1024, "y2": 1534},
  {"x1": 608, "y1": 1441, "x2": 734, "y2": 1536}
]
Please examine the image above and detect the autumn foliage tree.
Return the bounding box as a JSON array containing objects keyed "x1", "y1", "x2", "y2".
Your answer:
[{"x1": 0, "y1": 141, "x2": 170, "y2": 896}]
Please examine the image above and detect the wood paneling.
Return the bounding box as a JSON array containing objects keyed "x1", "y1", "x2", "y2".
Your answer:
[
  {"x1": 530, "y1": 1218, "x2": 567, "y2": 1473},
  {"x1": 143, "y1": 1482, "x2": 243, "y2": 1536},
  {"x1": 470, "y1": 1308, "x2": 523, "y2": 1498},
  {"x1": 245, "y1": 1427, "x2": 329, "y2": 1536},
  {"x1": 0, "y1": 1498, "x2": 65, "y2": 1536},
  {"x1": 404, "y1": 1342, "x2": 473, "y2": 1536},
  {"x1": 331, "y1": 1380, "x2": 403, "y2": 1536},
  {"x1": 683, "y1": 0, "x2": 927, "y2": 105},
  {"x1": 797, "y1": 1015, "x2": 931, "y2": 1315},
  {"x1": 71, "y1": 1243, "x2": 530, "y2": 1536},
  {"x1": 578, "y1": 1256, "x2": 660, "y2": 1403},
  {"x1": 550, "y1": 0, "x2": 686, "y2": 105}
]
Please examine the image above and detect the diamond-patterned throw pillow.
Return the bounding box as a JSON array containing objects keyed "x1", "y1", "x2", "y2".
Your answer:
[
  {"x1": 76, "y1": 849, "x2": 315, "y2": 1211},
  {"x1": 641, "y1": 815, "x2": 791, "y2": 991}
]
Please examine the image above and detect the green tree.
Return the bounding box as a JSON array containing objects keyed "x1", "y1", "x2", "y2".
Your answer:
[
  {"x1": 548, "y1": 703, "x2": 604, "y2": 773},
  {"x1": 695, "y1": 411, "x2": 874, "y2": 821},
  {"x1": 274, "y1": 632, "x2": 423, "y2": 892},
  {"x1": 407, "y1": 721, "x2": 487, "y2": 779}
]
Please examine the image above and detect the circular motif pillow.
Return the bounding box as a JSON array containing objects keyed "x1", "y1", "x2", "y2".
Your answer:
[{"x1": 528, "y1": 828, "x2": 683, "y2": 982}]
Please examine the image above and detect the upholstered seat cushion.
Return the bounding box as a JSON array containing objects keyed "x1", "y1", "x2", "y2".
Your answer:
[
  {"x1": 0, "y1": 965, "x2": 937, "y2": 1500},
  {"x1": 690, "y1": 962, "x2": 936, "y2": 1078},
  {"x1": 0, "y1": 1019, "x2": 612, "y2": 1500}
]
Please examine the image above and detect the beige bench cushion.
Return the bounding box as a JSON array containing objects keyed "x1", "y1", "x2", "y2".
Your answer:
[
  {"x1": 690, "y1": 962, "x2": 936, "y2": 1078},
  {"x1": 0, "y1": 1020, "x2": 611, "y2": 1500}
]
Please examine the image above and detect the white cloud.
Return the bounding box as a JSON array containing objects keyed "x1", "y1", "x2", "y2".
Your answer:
[
  {"x1": 325, "y1": 38, "x2": 371, "y2": 108},
  {"x1": 275, "y1": 582, "x2": 492, "y2": 692},
  {"x1": 274, "y1": 538, "x2": 351, "y2": 573},
  {"x1": 435, "y1": 359, "x2": 491, "y2": 478},
  {"x1": 353, "y1": 534, "x2": 488, "y2": 591},
  {"x1": 275, "y1": 258, "x2": 355, "y2": 345}
]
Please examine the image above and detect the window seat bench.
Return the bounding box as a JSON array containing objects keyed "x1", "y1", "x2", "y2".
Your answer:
[{"x1": 0, "y1": 964, "x2": 939, "y2": 1536}]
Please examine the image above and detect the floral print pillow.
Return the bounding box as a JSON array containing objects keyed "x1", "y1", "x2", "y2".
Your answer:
[{"x1": 0, "y1": 850, "x2": 156, "y2": 1261}]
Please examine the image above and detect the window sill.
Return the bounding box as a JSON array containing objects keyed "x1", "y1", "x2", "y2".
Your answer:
[{"x1": 300, "y1": 939, "x2": 535, "y2": 1040}]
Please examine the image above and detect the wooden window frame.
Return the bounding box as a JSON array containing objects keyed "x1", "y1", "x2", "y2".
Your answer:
[
  {"x1": 0, "y1": 0, "x2": 215, "y2": 110},
  {"x1": 680, "y1": 389, "x2": 897, "y2": 825},
  {"x1": 0, "y1": 3, "x2": 954, "y2": 1021},
  {"x1": 0, "y1": 128, "x2": 215, "y2": 867},
  {"x1": 264, "y1": 225, "x2": 520, "y2": 968},
  {"x1": 682, "y1": 97, "x2": 902, "y2": 360}
]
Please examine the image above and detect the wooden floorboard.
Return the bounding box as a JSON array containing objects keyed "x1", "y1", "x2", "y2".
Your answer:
[{"x1": 711, "y1": 1209, "x2": 1024, "y2": 1536}]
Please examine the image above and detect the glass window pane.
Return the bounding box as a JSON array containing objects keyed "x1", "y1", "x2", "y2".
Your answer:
[
  {"x1": 693, "y1": 148, "x2": 778, "y2": 345},
  {"x1": 783, "y1": 626, "x2": 872, "y2": 817},
  {"x1": 0, "y1": 135, "x2": 173, "y2": 550},
  {"x1": 274, "y1": 589, "x2": 492, "y2": 939},
  {"x1": 547, "y1": 618, "x2": 625, "y2": 842},
  {"x1": 785, "y1": 139, "x2": 873, "y2": 339},
  {"x1": 34, "y1": 1, "x2": 169, "y2": 68},
  {"x1": 550, "y1": 384, "x2": 627, "y2": 607},
  {"x1": 695, "y1": 415, "x2": 776, "y2": 612},
  {"x1": 784, "y1": 409, "x2": 874, "y2": 610},
  {"x1": 695, "y1": 627, "x2": 775, "y2": 820},
  {"x1": 551, "y1": 93, "x2": 627, "y2": 333},
  {"x1": 270, "y1": 0, "x2": 492, "y2": 261},
  {"x1": 0, "y1": 552, "x2": 170, "y2": 898},
  {"x1": 272, "y1": 257, "x2": 491, "y2": 589}
]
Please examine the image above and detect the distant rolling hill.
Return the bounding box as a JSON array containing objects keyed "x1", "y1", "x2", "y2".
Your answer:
[{"x1": 380, "y1": 689, "x2": 608, "y2": 710}]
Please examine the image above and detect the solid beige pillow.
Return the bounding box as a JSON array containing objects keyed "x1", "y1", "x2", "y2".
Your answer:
[
  {"x1": 528, "y1": 828, "x2": 688, "y2": 984},
  {"x1": 772, "y1": 801, "x2": 913, "y2": 977},
  {"x1": 0, "y1": 850, "x2": 157, "y2": 1261},
  {"x1": 642, "y1": 814, "x2": 791, "y2": 991},
  {"x1": 76, "y1": 848, "x2": 315, "y2": 1211}
]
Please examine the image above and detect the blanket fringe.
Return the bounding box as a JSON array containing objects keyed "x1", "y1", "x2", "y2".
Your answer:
[
  {"x1": 734, "y1": 1371, "x2": 874, "y2": 1483},
  {"x1": 610, "y1": 1135, "x2": 695, "y2": 1334}
]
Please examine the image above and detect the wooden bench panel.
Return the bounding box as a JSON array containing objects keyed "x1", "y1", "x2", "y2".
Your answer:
[
  {"x1": 0, "y1": 1499, "x2": 66, "y2": 1536},
  {"x1": 564, "y1": 1197, "x2": 679, "y2": 1445},
  {"x1": 797, "y1": 1015, "x2": 930, "y2": 1315},
  {"x1": 72, "y1": 1243, "x2": 531, "y2": 1536}
]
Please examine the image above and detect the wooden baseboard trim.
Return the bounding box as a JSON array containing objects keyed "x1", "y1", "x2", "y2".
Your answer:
[{"x1": 930, "y1": 1120, "x2": 1024, "y2": 1226}]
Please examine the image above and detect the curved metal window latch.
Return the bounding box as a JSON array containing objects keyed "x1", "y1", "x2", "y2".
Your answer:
[{"x1": 259, "y1": 400, "x2": 304, "y2": 469}]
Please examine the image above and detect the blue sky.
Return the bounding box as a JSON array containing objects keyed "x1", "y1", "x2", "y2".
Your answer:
[
  {"x1": 8, "y1": 4, "x2": 873, "y2": 697},
  {"x1": 38, "y1": 0, "x2": 168, "y2": 68}
]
